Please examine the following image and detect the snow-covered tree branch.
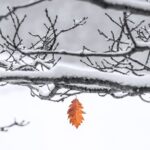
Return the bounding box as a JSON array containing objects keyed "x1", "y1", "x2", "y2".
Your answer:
[
  {"x1": 1, "y1": 0, "x2": 150, "y2": 104},
  {"x1": 80, "y1": 0, "x2": 150, "y2": 16},
  {"x1": 1, "y1": 0, "x2": 150, "y2": 131}
]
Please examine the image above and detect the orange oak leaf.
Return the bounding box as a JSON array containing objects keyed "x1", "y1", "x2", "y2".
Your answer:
[{"x1": 67, "y1": 98, "x2": 85, "y2": 128}]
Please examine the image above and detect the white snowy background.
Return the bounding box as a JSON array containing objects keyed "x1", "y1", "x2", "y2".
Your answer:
[{"x1": 0, "y1": 0, "x2": 150, "y2": 150}]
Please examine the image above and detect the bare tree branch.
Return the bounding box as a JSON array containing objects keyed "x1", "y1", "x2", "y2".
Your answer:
[
  {"x1": 0, "y1": 120, "x2": 29, "y2": 132},
  {"x1": 0, "y1": 0, "x2": 51, "y2": 22}
]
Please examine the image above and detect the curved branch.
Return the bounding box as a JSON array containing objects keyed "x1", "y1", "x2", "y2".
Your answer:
[
  {"x1": 20, "y1": 44, "x2": 150, "y2": 57},
  {"x1": 0, "y1": 120, "x2": 29, "y2": 132},
  {"x1": 0, "y1": 64, "x2": 150, "y2": 96},
  {"x1": 80, "y1": 0, "x2": 150, "y2": 16},
  {"x1": 0, "y1": 0, "x2": 51, "y2": 22}
]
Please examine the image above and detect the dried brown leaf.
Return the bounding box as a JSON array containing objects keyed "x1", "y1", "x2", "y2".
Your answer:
[{"x1": 67, "y1": 98, "x2": 84, "y2": 128}]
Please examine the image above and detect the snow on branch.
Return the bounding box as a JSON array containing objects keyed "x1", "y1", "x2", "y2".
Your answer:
[
  {"x1": 80, "y1": 0, "x2": 150, "y2": 16},
  {"x1": 1, "y1": 5, "x2": 150, "y2": 102},
  {"x1": 0, "y1": 63, "x2": 150, "y2": 91},
  {"x1": 1, "y1": 0, "x2": 150, "y2": 131},
  {"x1": 0, "y1": 8, "x2": 88, "y2": 102},
  {"x1": 0, "y1": 62, "x2": 150, "y2": 102}
]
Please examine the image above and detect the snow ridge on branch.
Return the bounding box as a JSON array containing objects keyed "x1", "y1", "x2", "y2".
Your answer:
[{"x1": 80, "y1": 0, "x2": 150, "y2": 16}]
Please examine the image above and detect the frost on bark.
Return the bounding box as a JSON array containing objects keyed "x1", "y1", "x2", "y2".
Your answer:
[{"x1": 1, "y1": 0, "x2": 150, "y2": 130}]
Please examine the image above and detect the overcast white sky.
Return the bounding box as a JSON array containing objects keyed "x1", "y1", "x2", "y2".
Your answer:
[{"x1": 1, "y1": 0, "x2": 150, "y2": 150}]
